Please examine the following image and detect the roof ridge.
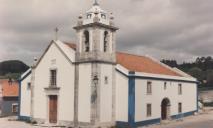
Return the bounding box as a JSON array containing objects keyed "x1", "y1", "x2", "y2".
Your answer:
[{"x1": 116, "y1": 51, "x2": 148, "y2": 58}]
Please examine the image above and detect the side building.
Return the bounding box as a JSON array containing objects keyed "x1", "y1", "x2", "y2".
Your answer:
[{"x1": 0, "y1": 79, "x2": 19, "y2": 117}]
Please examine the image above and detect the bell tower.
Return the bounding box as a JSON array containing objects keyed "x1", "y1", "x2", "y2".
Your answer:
[
  {"x1": 74, "y1": 1, "x2": 118, "y2": 127},
  {"x1": 74, "y1": 1, "x2": 118, "y2": 63}
]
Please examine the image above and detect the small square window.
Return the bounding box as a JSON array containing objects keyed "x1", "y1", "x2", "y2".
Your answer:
[
  {"x1": 12, "y1": 103, "x2": 18, "y2": 113},
  {"x1": 104, "y1": 76, "x2": 108, "y2": 84},
  {"x1": 27, "y1": 82, "x2": 31, "y2": 90}
]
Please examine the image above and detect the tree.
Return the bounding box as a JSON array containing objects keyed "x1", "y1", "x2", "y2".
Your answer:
[
  {"x1": 188, "y1": 67, "x2": 204, "y2": 81},
  {"x1": 0, "y1": 60, "x2": 29, "y2": 79}
]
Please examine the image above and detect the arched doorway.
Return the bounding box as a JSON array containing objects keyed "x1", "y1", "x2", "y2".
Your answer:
[{"x1": 161, "y1": 98, "x2": 171, "y2": 120}]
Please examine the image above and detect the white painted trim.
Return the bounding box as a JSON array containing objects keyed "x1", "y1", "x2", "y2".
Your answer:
[
  {"x1": 116, "y1": 64, "x2": 197, "y2": 82},
  {"x1": 21, "y1": 68, "x2": 31, "y2": 79}
]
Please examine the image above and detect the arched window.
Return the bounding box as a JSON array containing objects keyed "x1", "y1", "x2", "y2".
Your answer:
[
  {"x1": 104, "y1": 31, "x2": 109, "y2": 52},
  {"x1": 83, "y1": 30, "x2": 90, "y2": 52},
  {"x1": 101, "y1": 14, "x2": 106, "y2": 19},
  {"x1": 87, "y1": 14, "x2": 92, "y2": 19}
]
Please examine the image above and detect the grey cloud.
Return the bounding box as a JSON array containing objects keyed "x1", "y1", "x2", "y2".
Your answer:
[{"x1": 0, "y1": 0, "x2": 213, "y2": 65}]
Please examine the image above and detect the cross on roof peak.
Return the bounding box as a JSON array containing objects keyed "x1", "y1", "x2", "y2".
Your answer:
[
  {"x1": 54, "y1": 27, "x2": 59, "y2": 40},
  {"x1": 93, "y1": 0, "x2": 99, "y2": 6}
]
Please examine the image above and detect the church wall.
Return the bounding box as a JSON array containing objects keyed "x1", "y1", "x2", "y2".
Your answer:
[
  {"x1": 78, "y1": 63, "x2": 92, "y2": 122},
  {"x1": 33, "y1": 43, "x2": 75, "y2": 122},
  {"x1": 135, "y1": 79, "x2": 197, "y2": 122},
  {"x1": 20, "y1": 73, "x2": 31, "y2": 117},
  {"x1": 100, "y1": 64, "x2": 113, "y2": 122},
  {"x1": 115, "y1": 70, "x2": 128, "y2": 122}
]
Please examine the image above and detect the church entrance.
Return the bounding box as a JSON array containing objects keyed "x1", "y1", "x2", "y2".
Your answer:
[
  {"x1": 49, "y1": 95, "x2": 57, "y2": 123},
  {"x1": 161, "y1": 98, "x2": 171, "y2": 120}
]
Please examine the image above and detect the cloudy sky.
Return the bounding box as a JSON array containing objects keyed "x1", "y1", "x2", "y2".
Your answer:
[{"x1": 0, "y1": 0, "x2": 213, "y2": 65}]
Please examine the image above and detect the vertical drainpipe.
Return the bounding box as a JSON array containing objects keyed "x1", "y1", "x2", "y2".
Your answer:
[
  {"x1": 197, "y1": 82, "x2": 199, "y2": 112},
  {"x1": 18, "y1": 79, "x2": 21, "y2": 119},
  {"x1": 128, "y1": 71, "x2": 135, "y2": 127},
  {"x1": 74, "y1": 64, "x2": 79, "y2": 127},
  {"x1": 30, "y1": 58, "x2": 37, "y2": 121}
]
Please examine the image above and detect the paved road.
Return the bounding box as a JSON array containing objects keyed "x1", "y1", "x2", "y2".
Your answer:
[
  {"x1": 0, "y1": 117, "x2": 33, "y2": 128},
  {"x1": 145, "y1": 109, "x2": 213, "y2": 128}
]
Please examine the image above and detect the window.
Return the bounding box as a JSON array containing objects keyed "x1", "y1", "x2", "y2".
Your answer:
[
  {"x1": 104, "y1": 76, "x2": 108, "y2": 84},
  {"x1": 12, "y1": 103, "x2": 18, "y2": 113},
  {"x1": 178, "y1": 84, "x2": 182, "y2": 95},
  {"x1": 83, "y1": 31, "x2": 90, "y2": 52},
  {"x1": 104, "y1": 31, "x2": 109, "y2": 52},
  {"x1": 87, "y1": 14, "x2": 92, "y2": 19},
  {"x1": 147, "y1": 81, "x2": 152, "y2": 94},
  {"x1": 8, "y1": 78, "x2": 13, "y2": 85},
  {"x1": 178, "y1": 103, "x2": 182, "y2": 113},
  {"x1": 50, "y1": 69, "x2": 57, "y2": 87},
  {"x1": 147, "y1": 104, "x2": 152, "y2": 117},
  {"x1": 164, "y1": 82, "x2": 167, "y2": 90},
  {"x1": 27, "y1": 82, "x2": 31, "y2": 90},
  {"x1": 101, "y1": 14, "x2": 106, "y2": 19}
]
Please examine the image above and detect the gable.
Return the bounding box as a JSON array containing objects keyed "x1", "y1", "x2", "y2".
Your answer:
[{"x1": 35, "y1": 40, "x2": 76, "y2": 68}]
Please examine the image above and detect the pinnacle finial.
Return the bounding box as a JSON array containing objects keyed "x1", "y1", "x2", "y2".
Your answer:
[{"x1": 93, "y1": 0, "x2": 99, "y2": 6}]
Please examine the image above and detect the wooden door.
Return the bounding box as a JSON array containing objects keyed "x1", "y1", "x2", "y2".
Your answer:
[
  {"x1": 161, "y1": 104, "x2": 167, "y2": 120},
  {"x1": 49, "y1": 95, "x2": 57, "y2": 123}
]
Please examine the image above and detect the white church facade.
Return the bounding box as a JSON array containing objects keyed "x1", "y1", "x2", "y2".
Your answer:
[{"x1": 19, "y1": 1, "x2": 198, "y2": 128}]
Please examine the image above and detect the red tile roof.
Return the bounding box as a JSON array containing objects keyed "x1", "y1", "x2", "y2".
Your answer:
[
  {"x1": 64, "y1": 42, "x2": 76, "y2": 50},
  {"x1": 64, "y1": 42, "x2": 181, "y2": 76},
  {"x1": 0, "y1": 79, "x2": 19, "y2": 97},
  {"x1": 116, "y1": 52, "x2": 182, "y2": 76}
]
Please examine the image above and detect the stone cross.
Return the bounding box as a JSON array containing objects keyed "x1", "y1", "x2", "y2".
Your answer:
[
  {"x1": 94, "y1": 0, "x2": 99, "y2": 5},
  {"x1": 54, "y1": 27, "x2": 59, "y2": 40}
]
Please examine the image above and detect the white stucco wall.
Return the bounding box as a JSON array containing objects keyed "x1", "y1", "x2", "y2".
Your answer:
[
  {"x1": 100, "y1": 64, "x2": 113, "y2": 122},
  {"x1": 78, "y1": 63, "x2": 91, "y2": 122},
  {"x1": 20, "y1": 73, "x2": 31, "y2": 117},
  {"x1": 115, "y1": 70, "x2": 128, "y2": 122},
  {"x1": 135, "y1": 79, "x2": 197, "y2": 122},
  {"x1": 33, "y1": 42, "x2": 75, "y2": 122}
]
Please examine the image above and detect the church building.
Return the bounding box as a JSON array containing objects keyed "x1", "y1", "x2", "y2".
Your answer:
[{"x1": 19, "y1": 1, "x2": 198, "y2": 128}]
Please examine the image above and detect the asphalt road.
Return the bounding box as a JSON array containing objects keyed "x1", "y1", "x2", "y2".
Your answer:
[{"x1": 145, "y1": 108, "x2": 213, "y2": 128}]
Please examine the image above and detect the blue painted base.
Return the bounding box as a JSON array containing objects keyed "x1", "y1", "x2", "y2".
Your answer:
[
  {"x1": 18, "y1": 115, "x2": 31, "y2": 121},
  {"x1": 116, "y1": 110, "x2": 196, "y2": 128}
]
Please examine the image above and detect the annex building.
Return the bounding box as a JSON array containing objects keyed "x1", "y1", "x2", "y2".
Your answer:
[{"x1": 19, "y1": 1, "x2": 198, "y2": 128}]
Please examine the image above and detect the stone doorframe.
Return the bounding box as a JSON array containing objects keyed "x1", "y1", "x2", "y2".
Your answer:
[
  {"x1": 44, "y1": 87, "x2": 60, "y2": 124},
  {"x1": 161, "y1": 98, "x2": 171, "y2": 120}
]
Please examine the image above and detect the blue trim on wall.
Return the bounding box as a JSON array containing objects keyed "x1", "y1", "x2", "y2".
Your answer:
[
  {"x1": 196, "y1": 83, "x2": 199, "y2": 112},
  {"x1": 135, "y1": 118, "x2": 161, "y2": 127},
  {"x1": 116, "y1": 110, "x2": 196, "y2": 127},
  {"x1": 18, "y1": 116, "x2": 31, "y2": 121},
  {"x1": 116, "y1": 121, "x2": 130, "y2": 128},
  {"x1": 128, "y1": 71, "x2": 135, "y2": 127}
]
